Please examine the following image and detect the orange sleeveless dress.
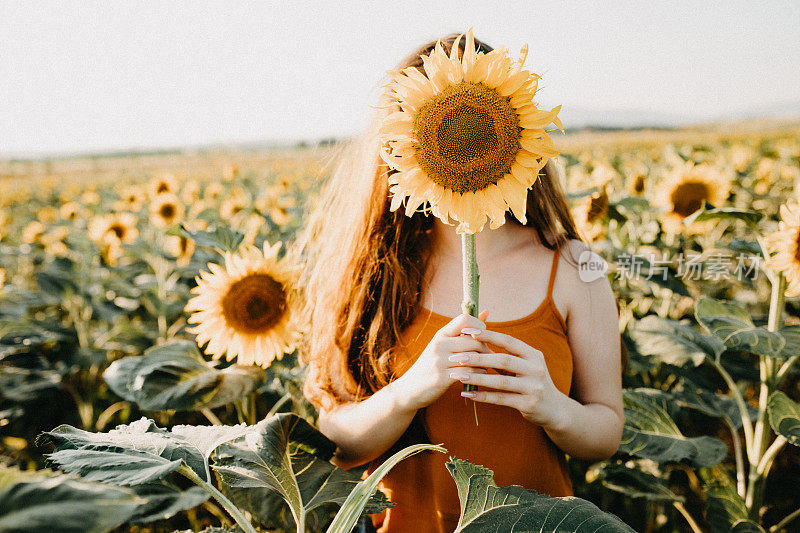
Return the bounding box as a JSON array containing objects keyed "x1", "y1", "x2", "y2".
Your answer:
[{"x1": 365, "y1": 246, "x2": 574, "y2": 532}]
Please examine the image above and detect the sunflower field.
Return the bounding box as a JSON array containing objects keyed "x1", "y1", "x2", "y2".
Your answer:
[{"x1": 2, "y1": 121, "x2": 800, "y2": 533}]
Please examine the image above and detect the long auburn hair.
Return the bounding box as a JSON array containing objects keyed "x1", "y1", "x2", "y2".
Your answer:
[{"x1": 294, "y1": 32, "x2": 584, "y2": 412}]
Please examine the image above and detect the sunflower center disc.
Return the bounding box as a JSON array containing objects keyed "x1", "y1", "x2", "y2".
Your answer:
[
  {"x1": 160, "y1": 204, "x2": 175, "y2": 219},
  {"x1": 794, "y1": 230, "x2": 800, "y2": 263},
  {"x1": 222, "y1": 273, "x2": 286, "y2": 333},
  {"x1": 110, "y1": 224, "x2": 125, "y2": 239},
  {"x1": 437, "y1": 106, "x2": 497, "y2": 160},
  {"x1": 670, "y1": 181, "x2": 710, "y2": 218},
  {"x1": 587, "y1": 190, "x2": 609, "y2": 222},
  {"x1": 413, "y1": 81, "x2": 521, "y2": 194}
]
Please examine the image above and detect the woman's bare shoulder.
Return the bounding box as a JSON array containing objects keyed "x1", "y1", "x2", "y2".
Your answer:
[{"x1": 555, "y1": 239, "x2": 616, "y2": 319}]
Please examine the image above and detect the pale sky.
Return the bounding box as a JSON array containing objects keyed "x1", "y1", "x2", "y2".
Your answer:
[{"x1": 1, "y1": 1, "x2": 798, "y2": 157}]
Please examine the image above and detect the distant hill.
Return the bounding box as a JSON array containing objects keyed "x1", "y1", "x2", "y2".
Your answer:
[
  {"x1": 3, "y1": 102, "x2": 800, "y2": 160},
  {"x1": 554, "y1": 100, "x2": 800, "y2": 131}
]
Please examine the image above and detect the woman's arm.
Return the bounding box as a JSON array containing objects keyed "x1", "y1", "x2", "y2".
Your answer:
[
  {"x1": 542, "y1": 252, "x2": 624, "y2": 460},
  {"x1": 317, "y1": 378, "x2": 419, "y2": 470}
]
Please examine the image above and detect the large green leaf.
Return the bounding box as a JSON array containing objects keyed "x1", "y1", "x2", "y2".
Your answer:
[
  {"x1": 629, "y1": 315, "x2": 724, "y2": 366},
  {"x1": 0, "y1": 466, "x2": 142, "y2": 533},
  {"x1": 175, "y1": 223, "x2": 244, "y2": 252},
  {"x1": 619, "y1": 389, "x2": 727, "y2": 467},
  {"x1": 778, "y1": 325, "x2": 800, "y2": 358},
  {"x1": 695, "y1": 298, "x2": 785, "y2": 357},
  {"x1": 731, "y1": 520, "x2": 767, "y2": 532},
  {"x1": 0, "y1": 320, "x2": 69, "y2": 360},
  {"x1": 673, "y1": 387, "x2": 757, "y2": 430},
  {"x1": 596, "y1": 462, "x2": 682, "y2": 503},
  {"x1": 127, "y1": 483, "x2": 210, "y2": 524},
  {"x1": 767, "y1": 391, "x2": 800, "y2": 446},
  {"x1": 446, "y1": 458, "x2": 635, "y2": 532},
  {"x1": 171, "y1": 423, "x2": 252, "y2": 481},
  {"x1": 700, "y1": 466, "x2": 764, "y2": 533},
  {"x1": 683, "y1": 204, "x2": 763, "y2": 228},
  {"x1": 695, "y1": 299, "x2": 754, "y2": 337},
  {"x1": 37, "y1": 417, "x2": 208, "y2": 483},
  {"x1": 103, "y1": 340, "x2": 265, "y2": 411},
  {"x1": 212, "y1": 413, "x2": 392, "y2": 532},
  {"x1": 0, "y1": 366, "x2": 61, "y2": 402}
]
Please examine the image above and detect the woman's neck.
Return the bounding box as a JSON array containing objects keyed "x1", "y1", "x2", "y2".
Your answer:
[{"x1": 429, "y1": 215, "x2": 539, "y2": 263}]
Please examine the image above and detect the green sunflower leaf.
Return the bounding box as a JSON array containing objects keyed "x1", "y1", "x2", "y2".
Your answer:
[
  {"x1": 446, "y1": 458, "x2": 635, "y2": 532},
  {"x1": 619, "y1": 389, "x2": 728, "y2": 467},
  {"x1": 102, "y1": 340, "x2": 266, "y2": 412}
]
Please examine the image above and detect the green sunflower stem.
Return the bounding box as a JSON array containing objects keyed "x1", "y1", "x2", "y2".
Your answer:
[
  {"x1": 461, "y1": 233, "x2": 480, "y2": 426},
  {"x1": 767, "y1": 271, "x2": 786, "y2": 332},
  {"x1": 747, "y1": 271, "x2": 787, "y2": 517},
  {"x1": 177, "y1": 464, "x2": 258, "y2": 533}
]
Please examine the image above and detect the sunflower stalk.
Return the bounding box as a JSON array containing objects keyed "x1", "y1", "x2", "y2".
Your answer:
[
  {"x1": 746, "y1": 271, "x2": 786, "y2": 517},
  {"x1": 461, "y1": 233, "x2": 480, "y2": 426},
  {"x1": 177, "y1": 464, "x2": 258, "y2": 533}
]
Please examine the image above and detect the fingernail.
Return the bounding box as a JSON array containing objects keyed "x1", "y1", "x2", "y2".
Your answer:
[
  {"x1": 461, "y1": 391, "x2": 476, "y2": 398},
  {"x1": 450, "y1": 371, "x2": 470, "y2": 381},
  {"x1": 461, "y1": 327, "x2": 482, "y2": 335},
  {"x1": 449, "y1": 354, "x2": 470, "y2": 363}
]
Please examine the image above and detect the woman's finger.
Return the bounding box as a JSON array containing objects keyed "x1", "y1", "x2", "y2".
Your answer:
[
  {"x1": 448, "y1": 351, "x2": 529, "y2": 374},
  {"x1": 450, "y1": 370, "x2": 527, "y2": 393},
  {"x1": 461, "y1": 390, "x2": 524, "y2": 410},
  {"x1": 472, "y1": 329, "x2": 542, "y2": 360},
  {"x1": 440, "y1": 335, "x2": 489, "y2": 354},
  {"x1": 446, "y1": 367, "x2": 488, "y2": 377},
  {"x1": 438, "y1": 313, "x2": 486, "y2": 337}
]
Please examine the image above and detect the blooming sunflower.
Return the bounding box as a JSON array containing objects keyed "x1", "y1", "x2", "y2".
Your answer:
[
  {"x1": 181, "y1": 179, "x2": 202, "y2": 204},
  {"x1": 22, "y1": 221, "x2": 46, "y2": 244},
  {"x1": 59, "y1": 201, "x2": 82, "y2": 221},
  {"x1": 377, "y1": 28, "x2": 563, "y2": 234},
  {"x1": 0, "y1": 209, "x2": 7, "y2": 240},
  {"x1": 223, "y1": 162, "x2": 239, "y2": 181},
  {"x1": 88, "y1": 212, "x2": 140, "y2": 245},
  {"x1": 81, "y1": 189, "x2": 100, "y2": 205},
  {"x1": 623, "y1": 159, "x2": 648, "y2": 196},
  {"x1": 114, "y1": 186, "x2": 147, "y2": 212},
  {"x1": 204, "y1": 181, "x2": 225, "y2": 202},
  {"x1": 147, "y1": 173, "x2": 181, "y2": 199},
  {"x1": 41, "y1": 226, "x2": 70, "y2": 257},
  {"x1": 185, "y1": 240, "x2": 302, "y2": 368},
  {"x1": 220, "y1": 186, "x2": 249, "y2": 220},
  {"x1": 165, "y1": 234, "x2": 196, "y2": 267},
  {"x1": 730, "y1": 144, "x2": 754, "y2": 173},
  {"x1": 37, "y1": 206, "x2": 59, "y2": 223},
  {"x1": 573, "y1": 186, "x2": 610, "y2": 242},
  {"x1": 654, "y1": 161, "x2": 732, "y2": 234},
  {"x1": 766, "y1": 202, "x2": 800, "y2": 297},
  {"x1": 149, "y1": 192, "x2": 185, "y2": 228}
]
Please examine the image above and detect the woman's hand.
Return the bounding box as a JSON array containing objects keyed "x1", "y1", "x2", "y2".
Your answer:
[
  {"x1": 449, "y1": 328, "x2": 568, "y2": 429},
  {"x1": 392, "y1": 311, "x2": 491, "y2": 411}
]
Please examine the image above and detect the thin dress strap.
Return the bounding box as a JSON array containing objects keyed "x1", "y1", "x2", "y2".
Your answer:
[{"x1": 546, "y1": 246, "x2": 561, "y2": 298}]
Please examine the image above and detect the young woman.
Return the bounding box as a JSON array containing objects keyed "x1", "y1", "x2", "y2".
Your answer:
[{"x1": 296, "y1": 32, "x2": 624, "y2": 533}]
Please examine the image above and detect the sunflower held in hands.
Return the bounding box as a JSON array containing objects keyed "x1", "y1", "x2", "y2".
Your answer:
[
  {"x1": 185, "y1": 240, "x2": 302, "y2": 368},
  {"x1": 377, "y1": 27, "x2": 563, "y2": 234}
]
